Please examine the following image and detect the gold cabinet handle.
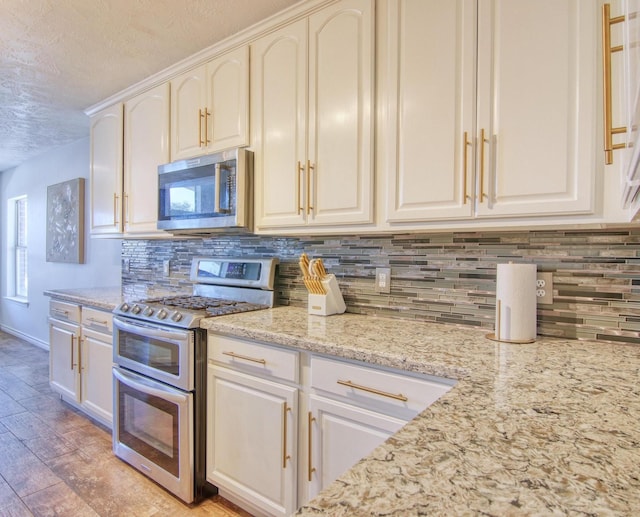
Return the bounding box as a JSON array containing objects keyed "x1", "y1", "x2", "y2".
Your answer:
[
  {"x1": 198, "y1": 108, "x2": 205, "y2": 146},
  {"x1": 479, "y1": 128, "x2": 488, "y2": 202},
  {"x1": 113, "y1": 193, "x2": 119, "y2": 226},
  {"x1": 337, "y1": 379, "x2": 408, "y2": 402},
  {"x1": 282, "y1": 402, "x2": 292, "y2": 468},
  {"x1": 204, "y1": 108, "x2": 211, "y2": 145},
  {"x1": 463, "y1": 131, "x2": 472, "y2": 204},
  {"x1": 87, "y1": 317, "x2": 108, "y2": 326},
  {"x1": 306, "y1": 160, "x2": 314, "y2": 214},
  {"x1": 52, "y1": 308, "x2": 69, "y2": 317},
  {"x1": 221, "y1": 351, "x2": 266, "y2": 365},
  {"x1": 602, "y1": 3, "x2": 627, "y2": 165},
  {"x1": 70, "y1": 335, "x2": 75, "y2": 370},
  {"x1": 308, "y1": 411, "x2": 316, "y2": 481},
  {"x1": 297, "y1": 161, "x2": 304, "y2": 215}
]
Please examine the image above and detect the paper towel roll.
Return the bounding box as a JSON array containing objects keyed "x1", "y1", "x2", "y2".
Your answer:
[{"x1": 494, "y1": 263, "x2": 537, "y2": 343}]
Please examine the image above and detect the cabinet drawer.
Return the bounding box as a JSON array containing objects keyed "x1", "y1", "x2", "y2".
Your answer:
[
  {"x1": 81, "y1": 307, "x2": 113, "y2": 334},
  {"x1": 208, "y1": 334, "x2": 299, "y2": 383},
  {"x1": 310, "y1": 355, "x2": 454, "y2": 419},
  {"x1": 49, "y1": 300, "x2": 81, "y2": 324}
]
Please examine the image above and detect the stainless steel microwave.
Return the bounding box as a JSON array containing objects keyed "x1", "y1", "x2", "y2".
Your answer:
[{"x1": 157, "y1": 148, "x2": 252, "y2": 233}]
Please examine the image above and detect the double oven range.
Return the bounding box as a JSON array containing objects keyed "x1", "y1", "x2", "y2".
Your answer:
[{"x1": 112, "y1": 257, "x2": 278, "y2": 503}]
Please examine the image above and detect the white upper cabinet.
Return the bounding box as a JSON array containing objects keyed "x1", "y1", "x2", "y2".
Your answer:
[
  {"x1": 89, "y1": 104, "x2": 124, "y2": 235},
  {"x1": 123, "y1": 83, "x2": 170, "y2": 235},
  {"x1": 383, "y1": 0, "x2": 597, "y2": 225},
  {"x1": 170, "y1": 46, "x2": 249, "y2": 161},
  {"x1": 252, "y1": 0, "x2": 374, "y2": 230}
]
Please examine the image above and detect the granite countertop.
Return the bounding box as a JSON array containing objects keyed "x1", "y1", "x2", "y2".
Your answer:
[
  {"x1": 43, "y1": 286, "x2": 190, "y2": 311},
  {"x1": 201, "y1": 307, "x2": 640, "y2": 516}
]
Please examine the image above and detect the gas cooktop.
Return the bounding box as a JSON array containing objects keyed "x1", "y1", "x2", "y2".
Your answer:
[{"x1": 114, "y1": 257, "x2": 279, "y2": 329}]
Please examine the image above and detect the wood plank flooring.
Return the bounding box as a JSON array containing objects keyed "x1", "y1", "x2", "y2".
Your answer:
[{"x1": 0, "y1": 330, "x2": 251, "y2": 517}]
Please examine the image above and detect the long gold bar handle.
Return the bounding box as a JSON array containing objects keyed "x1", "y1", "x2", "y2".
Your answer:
[
  {"x1": 297, "y1": 161, "x2": 304, "y2": 215},
  {"x1": 282, "y1": 402, "x2": 292, "y2": 468},
  {"x1": 113, "y1": 193, "x2": 119, "y2": 226},
  {"x1": 124, "y1": 193, "x2": 129, "y2": 225},
  {"x1": 463, "y1": 131, "x2": 471, "y2": 203},
  {"x1": 602, "y1": 3, "x2": 627, "y2": 165},
  {"x1": 52, "y1": 308, "x2": 69, "y2": 317},
  {"x1": 87, "y1": 317, "x2": 109, "y2": 326},
  {"x1": 307, "y1": 160, "x2": 314, "y2": 214},
  {"x1": 204, "y1": 109, "x2": 211, "y2": 145},
  {"x1": 79, "y1": 336, "x2": 84, "y2": 372},
  {"x1": 222, "y1": 351, "x2": 266, "y2": 365},
  {"x1": 479, "y1": 128, "x2": 487, "y2": 202},
  {"x1": 70, "y1": 335, "x2": 75, "y2": 370},
  {"x1": 337, "y1": 380, "x2": 408, "y2": 402},
  {"x1": 308, "y1": 412, "x2": 316, "y2": 481},
  {"x1": 198, "y1": 108, "x2": 204, "y2": 146}
]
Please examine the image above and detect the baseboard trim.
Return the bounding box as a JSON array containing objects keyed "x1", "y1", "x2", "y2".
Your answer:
[{"x1": 0, "y1": 324, "x2": 49, "y2": 351}]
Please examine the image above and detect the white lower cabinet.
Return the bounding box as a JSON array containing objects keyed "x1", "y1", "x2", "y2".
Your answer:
[
  {"x1": 306, "y1": 394, "x2": 405, "y2": 500},
  {"x1": 207, "y1": 332, "x2": 455, "y2": 516},
  {"x1": 48, "y1": 301, "x2": 113, "y2": 427},
  {"x1": 207, "y1": 334, "x2": 300, "y2": 516}
]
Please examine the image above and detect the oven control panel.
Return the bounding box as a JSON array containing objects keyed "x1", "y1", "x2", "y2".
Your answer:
[{"x1": 190, "y1": 257, "x2": 279, "y2": 290}]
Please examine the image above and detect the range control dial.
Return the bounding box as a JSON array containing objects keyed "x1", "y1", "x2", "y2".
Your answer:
[
  {"x1": 119, "y1": 303, "x2": 130, "y2": 312},
  {"x1": 131, "y1": 304, "x2": 142, "y2": 314},
  {"x1": 171, "y1": 311, "x2": 183, "y2": 323},
  {"x1": 143, "y1": 307, "x2": 154, "y2": 317},
  {"x1": 157, "y1": 309, "x2": 168, "y2": 320}
]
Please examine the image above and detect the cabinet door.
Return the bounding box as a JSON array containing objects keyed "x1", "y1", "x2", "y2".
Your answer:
[
  {"x1": 90, "y1": 104, "x2": 123, "y2": 235},
  {"x1": 206, "y1": 46, "x2": 249, "y2": 152},
  {"x1": 170, "y1": 65, "x2": 207, "y2": 160},
  {"x1": 207, "y1": 366, "x2": 297, "y2": 517},
  {"x1": 383, "y1": 0, "x2": 476, "y2": 222},
  {"x1": 308, "y1": 0, "x2": 374, "y2": 225},
  {"x1": 252, "y1": 19, "x2": 308, "y2": 228},
  {"x1": 475, "y1": 0, "x2": 596, "y2": 217},
  {"x1": 123, "y1": 83, "x2": 170, "y2": 235},
  {"x1": 49, "y1": 319, "x2": 80, "y2": 401},
  {"x1": 80, "y1": 328, "x2": 113, "y2": 427},
  {"x1": 305, "y1": 394, "x2": 405, "y2": 502}
]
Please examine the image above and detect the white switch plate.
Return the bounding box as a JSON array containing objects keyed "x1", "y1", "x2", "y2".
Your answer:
[
  {"x1": 536, "y1": 272, "x2": 553, "y2": 304},
  {"x1": 163, "y1": 260, "x2": 171, "y2": 277},
  {"x1": 375, "y1": 268, "x2": 391, "y2": 294}
]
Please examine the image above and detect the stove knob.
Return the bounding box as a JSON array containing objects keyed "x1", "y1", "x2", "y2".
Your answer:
[
  {"x1": 157, "y1": 309, "x2": 168, "y2": 320},
  {"x1": 171, "y1": 311, "x2": 183, "y2": 322},
  {"x1": 119, "y1": 303, "x2": 130, "y2": 312},
  {"x1": 143, "y1": 307, "x2": 154, "y2": 317},
  {"x1": 131, "y1": 304, "x2": 141, "y2": 314}
]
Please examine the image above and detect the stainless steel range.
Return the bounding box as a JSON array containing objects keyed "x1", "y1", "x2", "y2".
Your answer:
[{"x1": 112, "y1": 257, "x2": 278, "y2": 504}]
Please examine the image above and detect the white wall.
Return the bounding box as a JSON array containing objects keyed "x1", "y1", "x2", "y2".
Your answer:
[{"x1": 0, "y1": 137, "x2": 122, "y2": 348}]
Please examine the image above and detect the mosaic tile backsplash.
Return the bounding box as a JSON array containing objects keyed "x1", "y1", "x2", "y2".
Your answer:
[{"x1": 122, "y1": 229, "x2": 640, "y2": 345}]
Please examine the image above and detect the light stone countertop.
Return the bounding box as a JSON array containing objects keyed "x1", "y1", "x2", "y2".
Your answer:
[
  {"x1": 200, "y1": 306, "x2": 640, "y2": 516},
  {"x1": 43, "y1": 286, "x2": 190, "y2": 311}
]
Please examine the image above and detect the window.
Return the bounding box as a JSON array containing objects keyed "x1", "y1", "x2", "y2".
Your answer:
[{"x1": 6, "y1": 195, "x2": 28, "y2": 303}]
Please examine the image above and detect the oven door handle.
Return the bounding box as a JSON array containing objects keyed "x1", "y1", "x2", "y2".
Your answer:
[
  {"x1": 113, "y1": 316, "x2": 190, "y2": 342},
  {"x1": 113, "y1": 367, "x2": 189, "y2": 404}
]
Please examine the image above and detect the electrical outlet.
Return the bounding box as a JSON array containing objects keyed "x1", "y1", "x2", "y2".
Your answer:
[
  {"x1": 163, "y1": 260, "x2": 171, "y2": 277},
  {"x1": 536, "y1": 272, "x2": 553, "y2": 304},
  {"x1": 122, "y1": 258, "x2": 130, "y2": 273},
  {"x1": 375, "y1": 268, "x2": 391, "y2": 294}
]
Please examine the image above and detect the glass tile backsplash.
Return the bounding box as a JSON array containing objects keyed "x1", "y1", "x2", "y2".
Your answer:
[{"x1": 122, "y1": 229, "x2": 640, "y2": 345}]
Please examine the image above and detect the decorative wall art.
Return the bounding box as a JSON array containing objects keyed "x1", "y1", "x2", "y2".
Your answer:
[{"x1": 46, "y1": 178, "x2": 85, "y2": 263}]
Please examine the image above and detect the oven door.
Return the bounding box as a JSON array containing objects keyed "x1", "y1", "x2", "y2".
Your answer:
[
  {"x1": 113, "y1": 366, "x2": 194, "y2": 503},
  {"x1": 113, "y1": 316, "x2": 194, "y2": 391}
]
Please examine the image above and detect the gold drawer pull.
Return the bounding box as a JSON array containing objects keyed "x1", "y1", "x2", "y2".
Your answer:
[
  {"x1": 87, "y1": 317, "x2": 108, "y2": 326},
  {"x1": 52, "y1": 308, "x2": 70, "y2": 317},
  {"x1": 337, "y1": 379, "x2": 408, "y2": 402},
  {"x1": 222, "y1": 351, "x2": 266, "y2": 365}
]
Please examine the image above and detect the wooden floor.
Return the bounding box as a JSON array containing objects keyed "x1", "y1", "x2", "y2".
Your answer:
[{"x1": 0, "y1": 330, "x2": 251, "y2": 517}]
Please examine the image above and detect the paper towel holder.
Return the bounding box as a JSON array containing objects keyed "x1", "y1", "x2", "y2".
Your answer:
[{"x1": 486, "y1": 299, "x2": 536, "y2": 344}]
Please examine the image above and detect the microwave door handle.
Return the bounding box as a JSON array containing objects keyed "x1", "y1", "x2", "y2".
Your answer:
[
  {"x1": 214, "y1": 163, "x2": 221, "y2": 214},
  {"x1": 113, "y1": 367, "x2": 188, "y2": 404},
  {"x1": 114, "y1": 317, "x2": 189, "y2": 342}
]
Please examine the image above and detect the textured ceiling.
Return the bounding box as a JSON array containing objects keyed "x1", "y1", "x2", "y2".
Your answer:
[{"x1": 0, "y1": 0, "x2": 300, "y2": 172}]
